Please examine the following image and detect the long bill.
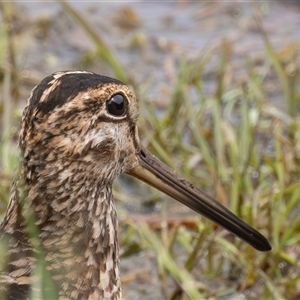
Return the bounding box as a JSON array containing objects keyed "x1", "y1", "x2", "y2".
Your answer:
[{"x1": 127, "y1": 146, "x2": 271, "y2": 252}]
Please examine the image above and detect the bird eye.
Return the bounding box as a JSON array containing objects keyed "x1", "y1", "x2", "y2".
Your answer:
[{"x1": 106, "y1": 94, "x2": 127, "y2": 116}]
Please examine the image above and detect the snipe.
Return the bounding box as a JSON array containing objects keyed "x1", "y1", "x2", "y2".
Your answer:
[{"x1": 0, "y1": 71, "x2": 271, "y2": 299}]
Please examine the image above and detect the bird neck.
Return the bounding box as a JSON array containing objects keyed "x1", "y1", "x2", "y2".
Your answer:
[{"x1": 24, "y1": 165, "x2": 122, "y2": 299}]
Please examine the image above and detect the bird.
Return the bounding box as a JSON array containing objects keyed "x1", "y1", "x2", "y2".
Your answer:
[{"x1": 0, "y1": 71, "x2": 271, "y2": 300}]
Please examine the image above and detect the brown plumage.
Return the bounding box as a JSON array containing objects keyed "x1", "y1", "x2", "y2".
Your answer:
[{"x1": 0, "y1": 71, "x2": 271, "y2": 300}]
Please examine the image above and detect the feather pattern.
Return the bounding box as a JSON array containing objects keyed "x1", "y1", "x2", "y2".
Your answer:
[{"x1": 0, "y1": 71, "x2": 140, "y2": 299}]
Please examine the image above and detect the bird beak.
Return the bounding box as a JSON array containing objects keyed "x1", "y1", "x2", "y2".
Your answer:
[{"x1": 127, "y1": 146, "x2": 271, "y2": 252}]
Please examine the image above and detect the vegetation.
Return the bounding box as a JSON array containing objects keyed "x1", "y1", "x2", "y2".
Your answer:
[{"x1": 0, "y1": 1, "x2": 299, "y2": 299}]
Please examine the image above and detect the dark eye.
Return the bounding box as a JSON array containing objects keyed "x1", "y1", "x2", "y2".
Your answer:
[{"x1": 106, "y1": 94, "x2": 127, "y2": 116}]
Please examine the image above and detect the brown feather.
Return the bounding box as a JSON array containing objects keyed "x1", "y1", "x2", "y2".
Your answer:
[{"x1": 1, "y1": 71, "x2": 140, "y2": 299}]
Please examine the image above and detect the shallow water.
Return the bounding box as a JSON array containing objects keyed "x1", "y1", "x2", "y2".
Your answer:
[{"x1": 17, "y1": 1, "x2": 300, "y2": 111}]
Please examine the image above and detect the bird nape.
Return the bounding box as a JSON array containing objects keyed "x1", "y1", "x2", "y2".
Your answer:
[{"x1": 0, "y1": 71, "x2": 271, "y2": 300}]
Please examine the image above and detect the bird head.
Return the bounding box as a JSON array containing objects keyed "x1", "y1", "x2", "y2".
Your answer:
[{"x1": 19, "y1": 71, "x2": 141, "y2": 186}]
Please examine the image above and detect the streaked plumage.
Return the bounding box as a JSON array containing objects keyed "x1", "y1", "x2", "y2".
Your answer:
[{"x1": 0, "y1": 71, "x2": 271, "y2": 300}]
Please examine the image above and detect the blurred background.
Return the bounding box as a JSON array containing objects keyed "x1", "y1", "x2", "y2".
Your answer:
[{"x1": 0, "y1": 1, "x2": 300, "y2": 299}]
